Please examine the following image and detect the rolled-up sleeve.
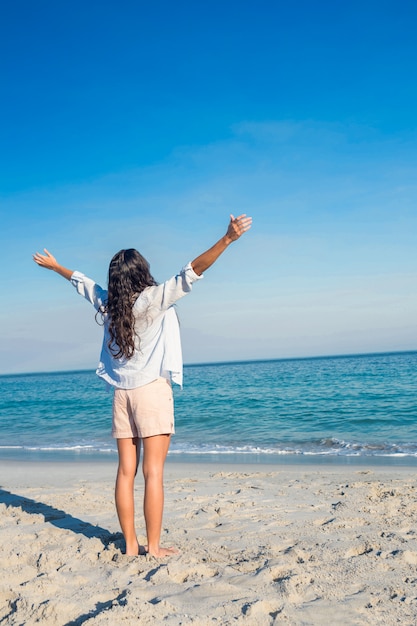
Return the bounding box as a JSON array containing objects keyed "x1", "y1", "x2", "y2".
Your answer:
[
  {"x1": 139, "y1": 262, "x2": 203, "y2": 311},
  {"x1": 70, "y1": 271, "x2": 107, "y2": 311}
]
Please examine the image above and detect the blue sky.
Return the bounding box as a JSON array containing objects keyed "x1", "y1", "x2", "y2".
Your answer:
[{"x1": 1, "y1": 0, "x2": 416, "y2": 374}]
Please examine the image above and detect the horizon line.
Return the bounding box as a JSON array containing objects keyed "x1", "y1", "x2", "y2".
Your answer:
[{"x1": 1, "y1": 348, "x2": 416, "y2": 378}]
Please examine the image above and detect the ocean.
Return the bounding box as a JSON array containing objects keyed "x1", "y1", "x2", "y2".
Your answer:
[{"x1": 1, "y1": 351, "x2": 417, "y2": 465}]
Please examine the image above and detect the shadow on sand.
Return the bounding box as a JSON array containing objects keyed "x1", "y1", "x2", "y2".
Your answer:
[{"x1": 0, "y1": 487, "x2": 122, "y2": 549}]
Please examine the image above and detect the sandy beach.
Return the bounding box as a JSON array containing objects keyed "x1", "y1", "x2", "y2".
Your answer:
[{"x1": 1, "y1": 459, "x2": 417, "y2": 625}]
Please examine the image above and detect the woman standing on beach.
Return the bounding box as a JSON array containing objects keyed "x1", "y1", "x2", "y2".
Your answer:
[{"x1": 33, "y1": 214, "x2": 252, "y2": 558}]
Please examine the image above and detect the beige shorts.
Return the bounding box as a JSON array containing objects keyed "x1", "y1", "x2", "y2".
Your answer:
[{"x1": 112, "y1": 377, "x2": 175, "y2": 439}]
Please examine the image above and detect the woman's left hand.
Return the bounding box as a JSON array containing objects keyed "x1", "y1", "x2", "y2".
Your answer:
[{"x1": 33, "y1": 248, "x2": 59, "y2": 271}]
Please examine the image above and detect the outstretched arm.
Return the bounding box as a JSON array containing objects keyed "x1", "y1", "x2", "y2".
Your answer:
[
  {"x1": 191, "y1": 214, "x2": 252, "y2": 276},
  {"x1": 33, "y1": 249, "x2": 74, "y2": 281}
]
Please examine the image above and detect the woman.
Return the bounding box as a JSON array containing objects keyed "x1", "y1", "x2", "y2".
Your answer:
[{"x1": 33, "y1": 213, "x2": 252, "y2": 558}]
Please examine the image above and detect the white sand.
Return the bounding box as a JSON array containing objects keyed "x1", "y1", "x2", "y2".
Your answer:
[{"x1": 1, "y1": 459, "x2": 417, "y2": 625}]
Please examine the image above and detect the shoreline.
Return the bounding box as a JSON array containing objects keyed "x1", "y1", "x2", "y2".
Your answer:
[{"x1": 2, "y1": 447, "x2": 417, "y2": 467}]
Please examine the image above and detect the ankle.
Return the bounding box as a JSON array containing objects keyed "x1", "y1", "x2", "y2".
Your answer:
[{"x1": 125, "y1": 540, "x2": 139, "y2": 556}]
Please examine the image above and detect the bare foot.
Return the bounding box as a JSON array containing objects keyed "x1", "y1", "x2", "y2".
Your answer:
[{"x1": 145, "y1": 545, "x2": 180, "y2": 558}]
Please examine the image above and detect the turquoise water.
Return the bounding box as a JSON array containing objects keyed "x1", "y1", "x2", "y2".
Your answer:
[{"x1": 1, "y1": 352, "x2": 417, "y2": 464}]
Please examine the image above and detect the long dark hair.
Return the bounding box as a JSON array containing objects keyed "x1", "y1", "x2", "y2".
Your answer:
[{"x1": 103, "y1": 249, "x2": 157, "y2": 359}]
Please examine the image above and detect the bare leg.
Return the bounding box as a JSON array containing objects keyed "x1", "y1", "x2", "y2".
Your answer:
[
  {"x1": 142, "y1": 434, "x2": 178, "y2": 558},
  {"x1": 115, "y1": 437, "x2": 141, "y2": 555}
]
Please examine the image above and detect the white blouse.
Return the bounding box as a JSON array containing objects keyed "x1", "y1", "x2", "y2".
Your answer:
[{"x1": 70, "y1": 262, "x2": 203, "y2": 389}]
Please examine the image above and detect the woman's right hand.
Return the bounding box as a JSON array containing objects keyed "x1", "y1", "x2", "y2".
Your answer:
[{"x1": 225, "y1": 214, "x2": 253, "y2": 243}]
